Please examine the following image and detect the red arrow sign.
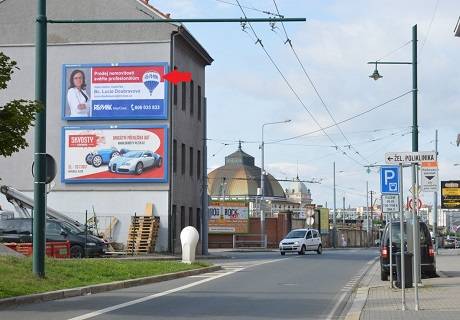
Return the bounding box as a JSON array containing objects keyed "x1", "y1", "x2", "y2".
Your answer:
[{"x1": 162, "y1": 70, "x2": 192, "y2": 84}]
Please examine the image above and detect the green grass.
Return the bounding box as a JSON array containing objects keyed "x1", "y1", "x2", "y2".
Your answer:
[{"x1": 0, "y1": 256, "x2": 209, "y2": 299}]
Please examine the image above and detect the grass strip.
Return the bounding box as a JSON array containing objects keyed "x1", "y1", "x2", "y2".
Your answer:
[{"x1": 0, "y1": 256, "x2": 209, "y2": 298}]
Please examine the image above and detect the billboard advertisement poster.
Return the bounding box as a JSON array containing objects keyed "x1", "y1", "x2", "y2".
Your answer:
[
  {"x1": 62, "y1": 125, "x2": 168, "y2": 183},
  {"x1": 441, "y1": 180, "x2": 460, "y2": 209},
  {"x1": 208, "y1": 201, "x2": 249, "y2": 234},
  {"x1": 62, "y1": 63, "x2": 168, "y2": 120}
]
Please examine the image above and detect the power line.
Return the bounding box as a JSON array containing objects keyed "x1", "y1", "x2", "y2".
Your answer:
[
  {"x1": 214, "y1": 0, "x2": 283, "y2": 18},
  {"x1": 235, "y1": 0, "x2": 365, "y2": 168},
  {"x1": 268, "y1": 90, "x2": 412, "y2": 144},
  {"x1": 376, "y1": 41, "x2": 412, "y2": 62},
  {"x1": 420, "y1": 0, "x2": 440, "y2": 54},
  {"x1": 272, "y1": 0, "x2": 370, "y2": 164}
]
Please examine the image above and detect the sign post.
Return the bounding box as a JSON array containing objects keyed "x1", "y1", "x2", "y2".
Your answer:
[
  {"x1": 380, "y1": 166, "x2": 400, "y2": 289},
  {"x1": 385, "y1": 152, "x2": 436, "y2": 311}
]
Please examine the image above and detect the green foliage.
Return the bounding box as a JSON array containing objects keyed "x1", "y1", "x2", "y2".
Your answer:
[
  {"x1": 0, "y1": 256, "x2": 209, "y2": 298},
  {"x1": 0, "y1": 52, "x2": 42, "y2": 157}
]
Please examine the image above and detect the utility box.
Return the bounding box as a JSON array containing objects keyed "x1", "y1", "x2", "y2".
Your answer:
[{"x1": 396, "y1": 252, "x2": 413, "y2": 289}]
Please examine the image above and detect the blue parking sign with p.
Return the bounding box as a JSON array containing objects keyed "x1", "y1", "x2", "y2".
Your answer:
[{"x1": 380, "y1": 166, "x2": 400, "y2": 194}]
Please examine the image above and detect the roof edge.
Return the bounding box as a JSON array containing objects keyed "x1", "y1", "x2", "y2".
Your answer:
[{"x1": 177, "y1": 26, "x2": 214, "y2": 66}]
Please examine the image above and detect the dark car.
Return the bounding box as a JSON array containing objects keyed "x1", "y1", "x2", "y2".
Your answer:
[
  {"x1": 0, "y1": 218, "x2": 106, "y2": 258},
  {"x1": 380, "y1": 221, "x2": 436, "y2": 281}
]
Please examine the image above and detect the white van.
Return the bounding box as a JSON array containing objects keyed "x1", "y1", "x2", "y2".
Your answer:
[{"x1": 279, "y1": 228, "x2": 322, "y2": 255}]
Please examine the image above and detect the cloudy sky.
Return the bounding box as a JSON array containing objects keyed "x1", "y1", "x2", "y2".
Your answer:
[{"x1": 151, "y1": 0, "x2": 459, "y2": 208}]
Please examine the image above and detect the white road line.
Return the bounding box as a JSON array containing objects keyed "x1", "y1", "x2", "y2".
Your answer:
[
  {"x1": 66, "y1": 259, "x2": 282, "y2": 320},
  {"x1": 326, "y1": 292, "x2": 347, "y2": 320}
]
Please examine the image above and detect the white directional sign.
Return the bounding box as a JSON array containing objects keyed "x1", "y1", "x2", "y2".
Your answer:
[
  {"x1": 385, "y1": 151, "x2": 436, "y2": 165},
  {"x1": 382, "y1": 194, "x2": 400, "y2": 213},
  {"x1": 421, "y1": 162, "x2": 439, "y2": 193}
]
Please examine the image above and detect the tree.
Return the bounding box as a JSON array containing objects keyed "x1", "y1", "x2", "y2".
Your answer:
[{"x1": 0, "y1": 52, "x2": 42, "y2": 157}]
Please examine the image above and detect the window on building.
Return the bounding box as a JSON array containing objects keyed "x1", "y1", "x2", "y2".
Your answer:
[
  {"x1": 180, "y1": 206, "x2": 185, "y2": 231},
  {"x1": 181, "y1": 82, "x2": 186, "y2": 111},
  {"x1": 197, "y1": 149, "x2": 201, "y2": 180},
  {"x1": 181, "y1": 143, "x2": 185, "y2": 175},
  {"x1": 196, "y1": 208, "x2": 201, "y2": 234},
  {"x1": 173, "y1": 84, "x2": 177, "y2": 106},
  {"x1": 189, "y1": 207, "x2": 193, "y2": 226},
  {"x1": 172, "y1": 205, "x2": 177, "y2": 240},
  {"x1": 197, "y1": 85, "x2": 202, "y2": 121},
  {"x1": 173, "y1": 139, "x2": 177, "y2": 173},
  {"x1": 190, "y1": 80, "x2": 194, "y2": 116},
  {"x1": 189, "y1": 147, "x2": 194, "y2": 177}
]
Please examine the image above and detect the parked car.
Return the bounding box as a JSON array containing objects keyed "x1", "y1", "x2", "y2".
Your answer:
[
  {"x1": 279, "y1": 228, "x2": 322, "y2": 255},
  {"x1": 108, "y1": 150, "x2": 163, "y2": 175},
  {"x1": 0, "y1": 218, "x2": 107, "y2": 258},
  {"x1": 379, "y1": 221, "x2": 436, "y2": 281},
  {"x1": 443, "y1": 237, "x2": 458, "y2": 249},
  {"x1": 85, "y1": 147, "x2": 121, "y2": 168}
]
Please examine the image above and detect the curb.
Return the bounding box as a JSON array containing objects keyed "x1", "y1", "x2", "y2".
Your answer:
[
  {"x1": 344, "y1": 286, "x2": 369, "y2": 320},
  {"x1": 0, "y1": 265, "x2": 221, "y2": 309},
  {"x1": 343, "y1": 257, "x2": 379, "y2": 320}
]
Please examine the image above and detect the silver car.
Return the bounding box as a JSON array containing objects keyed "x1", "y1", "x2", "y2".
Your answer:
[{"x1": 108, "y1": 150, "x2": 162, "y2": 175}]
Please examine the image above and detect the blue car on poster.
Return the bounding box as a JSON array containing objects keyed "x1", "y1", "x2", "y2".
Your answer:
[
  {"x1": 108, "y1": 150, "x2": 163, "y2": 175},
  {"x1": 85, "y1": 147, "x2": 122, "y2": 168}
]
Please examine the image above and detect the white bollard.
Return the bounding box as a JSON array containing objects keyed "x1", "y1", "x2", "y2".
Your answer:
[{"x1": 180, "y1": 226, "x2": 199, "y2": 264}]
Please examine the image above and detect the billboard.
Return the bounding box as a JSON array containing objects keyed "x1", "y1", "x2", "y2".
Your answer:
[
  {"x1": 62, "y1": 125, "x2": 168, "y2": 183},
  {"x1": 208, "y1": 201, "x2": 249, "y2": 234},
  {"x1": 441, "y1": 180, "x2": 460, "y2": 209},
  {"x1": 62, "y1": 63, "x2": 168, "y2": 120}
]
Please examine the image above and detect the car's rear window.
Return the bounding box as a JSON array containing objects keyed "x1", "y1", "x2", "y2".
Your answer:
[
  {"x1": 285, "y1": 230, "x2": 306, "y2": 239},
  {"x1": 384, "y1": 223, "x2": 430, "y2": 246}
]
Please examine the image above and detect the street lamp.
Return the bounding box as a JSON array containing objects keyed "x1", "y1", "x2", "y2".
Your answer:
[
  {"x1": 260, "y1": 119, "x2": 291, "y2": 248},
  {"x1": 368, "y1": 24, "x2": 419, "y2": 311}
]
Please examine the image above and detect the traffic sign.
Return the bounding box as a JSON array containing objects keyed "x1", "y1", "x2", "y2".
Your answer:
[
  {"x1": 421, "y1": 162, "x2": 438, "y2": 193},
  {"x1": 409, "y1": 185, "x2": 421, "y2": 196},
  {"x1": 385, "y1": 151, "x2": 436, "y2": 165},
  {"x1": 380, "y1": 166, "x2": 400, "y2": 194},
  {"x1": 407, "y1": 198, "x2": 422, "y2": 210},
  {"x1": 382, "y1": 194, "x2": 400, "y2": 213}
]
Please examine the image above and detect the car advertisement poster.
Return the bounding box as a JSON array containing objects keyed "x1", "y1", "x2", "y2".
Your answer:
[
  {"x1": 62, "y1": 125, "x2": 168, "y2": 183},
  {"x1": 62, "y1": 63, "x2": 168, "y2": 120},
  {"x1": 208, "y1": 201, "x2": 249, "y2": 234}
]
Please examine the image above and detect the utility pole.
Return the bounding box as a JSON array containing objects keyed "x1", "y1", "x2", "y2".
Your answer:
[
  {"x1": 366, "y1": 181, "x2": 369, "y2": 247},
  {"x1": 433, "y1": 129, "x2": 438, "y2": 253},
  {"x1": 202, "y1": 98, "x2": 208, "y2": 255},
  {"x1": 370, "y1": 191, "x2": 374, "y2": 223},
  {"x1": 333, "y1": 162, "x2": 337, "y2": 248},
  {"x1": 33, "y1": 0, "x2": 47, "y2": 278},
  {"x1": 411, "y1": 25, "x2": 420, "y2": 311},
  {"x1": 342, "y1": 196, "x2": 346, "y2": 225}
]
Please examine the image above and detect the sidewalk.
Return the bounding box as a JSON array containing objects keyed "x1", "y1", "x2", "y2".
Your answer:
[{"x1": 353, "y1": 249, "x2": 460, "y2": 320}]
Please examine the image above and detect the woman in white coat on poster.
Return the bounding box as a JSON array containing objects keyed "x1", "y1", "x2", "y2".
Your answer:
[{"x1": 67, "y1": 69, "x2": 90, "y2": 117}]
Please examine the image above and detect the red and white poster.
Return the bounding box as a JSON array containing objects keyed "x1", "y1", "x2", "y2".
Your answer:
[{"x1": 62, "y1": 125, "x2": 168, "y2": 183}]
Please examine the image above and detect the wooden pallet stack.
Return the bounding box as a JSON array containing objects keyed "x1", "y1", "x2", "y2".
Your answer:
[{"x1": 126, "y1": 216, "x2": 160, "y2": 254}]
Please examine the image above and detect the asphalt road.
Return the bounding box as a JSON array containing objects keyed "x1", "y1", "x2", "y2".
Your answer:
[{"x1": 0, "y1": 248, "x2": 378, "y2": 320}]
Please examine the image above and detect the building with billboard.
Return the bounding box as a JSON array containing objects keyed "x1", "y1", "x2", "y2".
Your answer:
[{"x1": 0, "y1": 0, "x2": 213, "y2": 253}]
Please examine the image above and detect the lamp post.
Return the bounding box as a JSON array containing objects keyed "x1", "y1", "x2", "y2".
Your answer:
[
  {"x1": 368, "y1": 24, "x2": 419, "y2": 311},
  {"x1": 260, "y1": 119, "x2": 291, "y2": 248}
]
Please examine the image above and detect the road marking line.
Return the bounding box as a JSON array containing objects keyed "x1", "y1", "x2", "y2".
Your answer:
[
  {"x1": 326, "y1": 292, "x2": 347, "y2": 320},
  {"x1": 66, "y1": 259, "x2": 282, "y2": 320}
]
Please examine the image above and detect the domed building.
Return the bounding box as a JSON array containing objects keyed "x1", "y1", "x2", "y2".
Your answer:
[
  {"x1": 208, "y1": 144, "x2": 286, "y2": 204},
  {"x1": 285, "y1": 176, "x2": 313, "y2": 206}
]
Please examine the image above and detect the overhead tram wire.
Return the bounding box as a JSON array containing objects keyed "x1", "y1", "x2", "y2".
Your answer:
[
  {"x1": 267, "y1": 90, "x2": 413, "y2": 144},
  {"x1": 215, "y1": 0, "x2": 284, "y2": 18},
  {"x1": 207, "y1": 126, "x2": 411, "y2": 145},
  {"x1": 234, "y1": 1, "x2": 365, "y2": 168},
  {"x1": 272, "y1": 0, "x2": 370, "y2": 164}
]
